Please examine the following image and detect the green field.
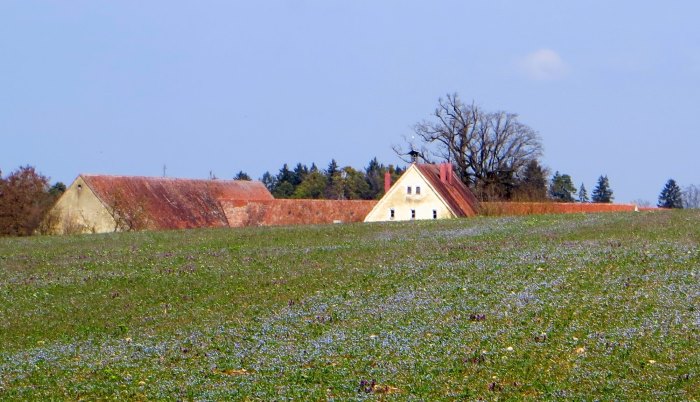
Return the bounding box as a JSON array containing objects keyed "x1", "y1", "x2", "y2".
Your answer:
[{"x1": 1, "y1": 211, "x2": 699, "y2": 400}]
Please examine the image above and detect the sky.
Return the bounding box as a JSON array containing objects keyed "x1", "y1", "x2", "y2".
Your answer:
[{"x1": 2, "y1": 1, "x2": 699, "y2": 204}]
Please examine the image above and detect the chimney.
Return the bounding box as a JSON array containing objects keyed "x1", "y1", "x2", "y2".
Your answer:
[
  {"x1": 440, "y1": 163, "x2": 447, "y2": 183},
  {"x1": 447, "y1": 163, "x2": 453, "y2": 184},
  {"x1": 384, "y1": 171, "x2": 392, "y2": 193}
]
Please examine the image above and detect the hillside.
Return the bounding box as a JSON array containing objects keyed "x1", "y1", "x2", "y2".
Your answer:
[{"x1": 1, "y1": 211, "x2": 698, "y2": 399}]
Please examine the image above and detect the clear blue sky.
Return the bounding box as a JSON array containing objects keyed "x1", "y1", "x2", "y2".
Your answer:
[{"x1": 2, "y1": 1, "x2": 698, "y2": 203}]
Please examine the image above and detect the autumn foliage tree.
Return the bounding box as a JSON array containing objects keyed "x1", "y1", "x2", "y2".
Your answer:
[{"x1": 0, "y1": 166, "x2": 57, "y2": 236}]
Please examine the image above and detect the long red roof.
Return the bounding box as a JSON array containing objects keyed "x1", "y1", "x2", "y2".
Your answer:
[
  {"x1": 415, "y1": 164, "x2": 479, "y2": 217},
  {"x1": 80, "y1": 174, "x2": 272, "y2": 230}
]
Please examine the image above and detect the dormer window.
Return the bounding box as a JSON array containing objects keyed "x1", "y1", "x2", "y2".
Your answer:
[{"x1": 407, "y1": 186, "x2": 412, "y2": 195}]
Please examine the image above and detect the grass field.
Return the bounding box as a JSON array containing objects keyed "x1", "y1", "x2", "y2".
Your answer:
[{"x1": 1, "y1": 211, "x2": 699, "y2": 400}]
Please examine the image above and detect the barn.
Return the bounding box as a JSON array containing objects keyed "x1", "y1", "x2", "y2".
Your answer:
[
  {"x1": 47, "y1": 174, "x2": 377, "y2": 234},
  {"x1": 47, "y1": 175, "x2": 273, "y2": 234}
]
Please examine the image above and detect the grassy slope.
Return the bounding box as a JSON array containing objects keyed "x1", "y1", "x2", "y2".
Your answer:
[{"x1": 0, "y1": 211, "x2": 699, "y2": 400}]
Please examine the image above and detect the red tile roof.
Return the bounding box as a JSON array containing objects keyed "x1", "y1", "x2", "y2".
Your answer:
[
  {"x1": 415, "y1": 164, "x2": 479, "y2": 217},
  {"x1": 80, "y1": 175, "x2": 272, "y2": 230}
]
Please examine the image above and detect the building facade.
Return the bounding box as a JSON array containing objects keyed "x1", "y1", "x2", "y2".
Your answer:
[{"x1": 364, "y1": 163, "x2": 479, "y2": 222}]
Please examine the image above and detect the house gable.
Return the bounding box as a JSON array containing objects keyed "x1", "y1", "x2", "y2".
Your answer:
[
  {"x1": 364, "y1": 164, "x2": 453, "y2": 222},
  {"x1": 364, "y1": 163, "x2": 479, "y2": 223},
  {"x1": 49, "y1": 176, "x2": 117, "y2": 234}
]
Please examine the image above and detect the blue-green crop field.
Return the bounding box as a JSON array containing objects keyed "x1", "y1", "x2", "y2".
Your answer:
[{"x1": 1, "y1": 211, "x2": 699, "y2": 400}]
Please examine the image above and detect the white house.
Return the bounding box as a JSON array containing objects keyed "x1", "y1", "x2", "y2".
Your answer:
[{"x1": 364, "y1": 163, "x2": 479, "y2": 222}]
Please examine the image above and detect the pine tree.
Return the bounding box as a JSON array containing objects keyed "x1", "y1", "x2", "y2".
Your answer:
[
  {"x1": 233, "y1": 171, "x2": 251, "y2": 181},
  {"x1": 591, "y1": 175, "x2": 614, "y2": 203},
  {"x1": 326, "y1": 159, "x2": 339, "y2": 179},
  {"x1": 578, "y1": 183, "x2": 589, "y2": 203},
  {"x1": 260, "y1": 171, "x2": 276, "y2": 192},
  {"x1": 292, "y1": 163, "x2": 308, "y2": 186},
  {"x1": 657, "y1": 179, "x2": 683, "y2": 208},
  {"x1": 273, "y1": 164, "x2": 296, "y2": 198},
  {"x1": 548, "y1": 171, "x2": 576, "y2": 202},
  {"x1": 515, "y1": 160, "x2": 548, "y2": 201}
]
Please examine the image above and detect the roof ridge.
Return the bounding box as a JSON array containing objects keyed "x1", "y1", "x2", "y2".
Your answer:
[{"x1": 80, "y1": 174, "x2": 258, "y2": 183}]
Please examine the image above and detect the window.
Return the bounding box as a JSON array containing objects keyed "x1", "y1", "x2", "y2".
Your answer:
[
  {"x1": 411, "y1": 209, "x2": 416, "y2": 219},
  {"x1": 416, "y1": 186, "x2": 421, "y2": 195},
  {"x1": 390, "y1": 209, "x2": 395, "y2": 219},
  {"x1": 407, "y1": 186, "x2": 412, "y2": 195},
  {"x1": 433, "y1": 210, "x2": 437, "y2": 219}
]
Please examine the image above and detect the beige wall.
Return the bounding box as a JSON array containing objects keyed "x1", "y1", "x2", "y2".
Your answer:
[
  {"x1": 364, "y1": 166, "x2": 454, "y2": 222},
  {"x1": 49, "y1": 176, "x2": 117, "y2": 234}
]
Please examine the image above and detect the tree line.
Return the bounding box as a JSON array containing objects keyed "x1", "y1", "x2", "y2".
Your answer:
[
  {"x1": 241, "y1": 158, "x2": 405, "y2": 200},
  {"x1": 1, "y1": 92, "x2": 693, "y2": 236}
]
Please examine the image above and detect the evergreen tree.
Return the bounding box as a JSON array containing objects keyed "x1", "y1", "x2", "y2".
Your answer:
[
  {"x1": 233, "y1": 171, "x2": 251, "y2": 181},
  {"x1": 276, "y1": 164, "x2": 294, "y2": 183},
  {"x1": 273, "y1": 164, "x2": 296, "y2": 198},
  {"x1": 292, "y1": 163, "x2": 308, "y2": 186},
  {"x1": 364, "y1": 157, "x2": 386, "y2": 199},
  {"x1": 548, "y1": 171, "x2": 576, "y2": 202},
  {"x1": 326, "y1": 159, "x2": 339, "y2": 179},
  {"x1": 260, "y1": 171, "x2": 276, "y2": 192},
  {"x1": 657, "y1": 179, "x2": 683, "y2": 208},
  {"x1": 578, "y1": 183, "x2": 589, "y2": 203},
  {"x1": 515, "y1": 160, "x2": 547, "y2": 200},
  {"x1": 49, "y1": 182, "x2": 67, "y2": 197},
  {"x1": 591, "y1": 175, "x2": 614, "y2": 203}
]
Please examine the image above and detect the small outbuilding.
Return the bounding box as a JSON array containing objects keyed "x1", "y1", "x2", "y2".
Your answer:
[{"x1": 364, "y1": 163, "x2": 479, "y2": 222}]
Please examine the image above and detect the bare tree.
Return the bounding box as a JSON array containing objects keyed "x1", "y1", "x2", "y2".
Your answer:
[
  {"x1": 105, "y1": 190, "x2": 148, "y2": 232},
  {"x1": 631, "y1": 199, "x2": 652, "y2": 208},
  {"x1": 395, "y1": 93, "x2": 543, "y2": 200},
  {"x1": 683, "y1": 184, "x2": 700, "y2": 209}
]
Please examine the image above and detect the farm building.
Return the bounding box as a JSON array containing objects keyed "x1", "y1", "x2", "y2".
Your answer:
[
  {"x1": 47, "y1": 175, "x2": 274, "y2": 234},
  {"x1": 46, "y1": 174, "x2": 377, "y2": 234},
  {"x1": 364, "y1": 163, "x2": 479, "y2": 222}
]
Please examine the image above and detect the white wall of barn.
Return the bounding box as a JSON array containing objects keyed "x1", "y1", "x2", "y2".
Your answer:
[{"x1": 49, "y1": 176, "x2": 117, "y2": 234}]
